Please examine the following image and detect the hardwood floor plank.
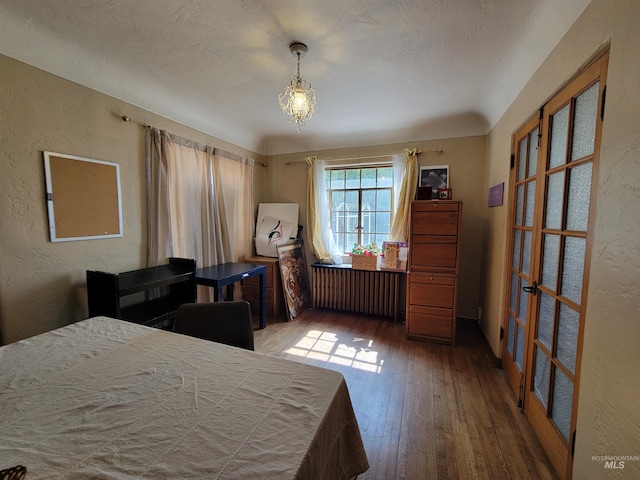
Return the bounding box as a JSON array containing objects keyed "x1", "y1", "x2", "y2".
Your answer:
[{"x1": 253, "y1": 310, "x2": 557, "y2": 480}]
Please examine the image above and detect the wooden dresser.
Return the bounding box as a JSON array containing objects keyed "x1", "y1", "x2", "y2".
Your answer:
[
  {"x1": 243, "y1": 256, "x2": 285, "y2": 320},
  {"x1": 406, "y1": 201, "x2": 462, "y2": 344}
]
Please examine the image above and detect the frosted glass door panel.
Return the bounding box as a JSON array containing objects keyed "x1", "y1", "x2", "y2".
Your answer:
[
  {"x1": 534, "y1": 346, "x2": 550, "y2": 408},
  {"x1": 537, "y1": 292, "x2": 555, "y2": 351},
  {"x1": 541, "y1": 234, "x2": 560, "y2": 291},
  {"x1": 566, "y1": 163, "x2": 593, "y2": 232},
  {"x1": 545, "y1": 172, "x2": 565, "y2": 230},
  {"x1": 561, "y1": 237, "x2": 586, "y2": 305},
  {"x1": 549, "y1": 105, "x2": 569, "y2": 169},
  {"x1": 571, "y1": 82, "x2": 599, "y2": 161}
]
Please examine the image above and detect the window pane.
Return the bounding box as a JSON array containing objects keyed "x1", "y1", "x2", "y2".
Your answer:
[
  {"x1": 331, "y1": 190, "x2": 345, "y2": 211},
  {"x1": 377, "y1": 189, "x2": 391, "y2": 210},
  {"x1": 361, "y1": 168, "x2": 376, "y2": 188},
  {"x1": 333, "y1": 211, "x2": 345, "y2": 233},
  {"x1": 331, "y1": 170, "x2": 345, "y2": 189},
  {"x1": 346, "y1": 233, "x2": 358, "y2": 251},
  {"x1": 377, "y1": 167, "x2": 393, "y2": 187},
  {"x1": 345, "y1": 212, "x2": 358, "y2": 233},
  {"x1": 362, "y1": 190, "x2": 376, "y2": 210},
  {"x1": 334, "y1": 232, "x2": 345, "y2": 254},
  {"x1": 345, "y1": 190, "x2": 359, "y2": 211},
  {"x1": 346, "y1": 169, "x2": 360, "y2": 189},
  {"x1": 376, "y1": 212, "x2": 391, "y2": 233}
]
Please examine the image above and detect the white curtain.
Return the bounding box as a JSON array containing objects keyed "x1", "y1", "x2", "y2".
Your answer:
[
  {"x1": 146, "y1": 127, "x2": 253, "y2": 301},
  {"x1": 306, "y1": 156, "x2": 342, "y2": 264}
]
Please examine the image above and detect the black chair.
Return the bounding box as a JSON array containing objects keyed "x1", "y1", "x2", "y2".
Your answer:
[{"x1": 173, "y1": 301, "x2": 255, "y2": 351}]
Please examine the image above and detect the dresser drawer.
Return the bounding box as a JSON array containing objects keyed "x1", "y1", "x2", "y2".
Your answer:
[
  {"x1": 408, "y1": 274, "x2": 455, "y2": 308},
  {"x1": 410, "y1": 243, "x2": 458, "y2": 270},
  {"x1": 407, "y1": 305, "x2": 453, "y2": 340}
]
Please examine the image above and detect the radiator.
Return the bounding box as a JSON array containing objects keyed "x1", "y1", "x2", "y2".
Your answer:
[{"x1": 312, "y1": 266, "x2": 401, "y2": 320}]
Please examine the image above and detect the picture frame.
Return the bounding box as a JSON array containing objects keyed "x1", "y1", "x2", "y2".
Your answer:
[
  {"x1": 419, "y1": 165, "x2": 449, "y2": 199},
  {"x1": 43, "y1": 151, "x2": 123, "y2": 242},
  {"x1": 276, "y1": 239, "x2": 311, "y2": 320},
  {"x1": 437, "y1": 188, "x2": 453, "y2": 200}
]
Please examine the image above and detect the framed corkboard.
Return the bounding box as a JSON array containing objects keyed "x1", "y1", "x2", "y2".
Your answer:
[{"x1": 43, "y1": 152, "x2": 123, "y2": 242}]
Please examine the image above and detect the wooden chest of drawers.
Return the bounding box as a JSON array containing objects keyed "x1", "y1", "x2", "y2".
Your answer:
[
  {"x1": 243, "y1": 256, "x2": 285, "y2": 319},
  {"x1": 406, "y1": 201, "x2": 462, "y2": 344}
]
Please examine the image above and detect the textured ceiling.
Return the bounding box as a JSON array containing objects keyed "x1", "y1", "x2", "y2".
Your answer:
[{"x1": 0, "y1": 0, "x2": 590, "y2": 155}]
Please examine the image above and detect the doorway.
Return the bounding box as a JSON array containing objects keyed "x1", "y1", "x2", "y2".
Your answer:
[{"x1": 501, "y1": 51, "x2": 609, "y2": 480}]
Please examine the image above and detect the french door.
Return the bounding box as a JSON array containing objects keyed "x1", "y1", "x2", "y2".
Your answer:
[{"x1": 502, "y1": 51, "x2": 609, "y2": 480}]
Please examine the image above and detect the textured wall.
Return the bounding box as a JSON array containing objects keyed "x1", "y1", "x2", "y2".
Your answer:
[
  {"x1": 0, "y1": 55, "x2": 264, "y2": 344},
  {"x1": 483, "y1": 0, "x2": 640, "y2": 478},
  {"x1": 265, "y1": 135, "x2": 487, "y2": 320}
]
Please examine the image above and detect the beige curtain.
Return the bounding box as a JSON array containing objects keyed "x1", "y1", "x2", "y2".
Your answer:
[
  {"x1": 146, "y1": 127, "x2": 253, "y2": 301},
  {"x1": 389, "y1": 148, "x2": 420, "y2": 241}
]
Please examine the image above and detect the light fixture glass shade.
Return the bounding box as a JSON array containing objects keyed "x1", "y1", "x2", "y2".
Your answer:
[{"x1": 279, "y1": 43, "x2": 316, "y2": 132}]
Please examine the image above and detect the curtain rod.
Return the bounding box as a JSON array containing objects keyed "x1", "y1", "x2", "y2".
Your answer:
[
  {"x1": 284, "y1": 149, "x2": 444, "y2": 165},
  {"x1": 120, "y1": 114, "x2": 267, "y2": 167}
]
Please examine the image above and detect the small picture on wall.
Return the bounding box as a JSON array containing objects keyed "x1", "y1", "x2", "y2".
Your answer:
[{"x1": 419, "y1": 165, "x2": 449, "y2": 199}]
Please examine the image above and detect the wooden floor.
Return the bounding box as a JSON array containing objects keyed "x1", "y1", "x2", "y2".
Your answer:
[{"x1": 253, "y1": 309, "x2": 557, "y2": 480}]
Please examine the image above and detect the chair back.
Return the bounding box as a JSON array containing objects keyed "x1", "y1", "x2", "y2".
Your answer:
[{"x1": 174, "y1": 301, "x2": 255, "y2": 351}]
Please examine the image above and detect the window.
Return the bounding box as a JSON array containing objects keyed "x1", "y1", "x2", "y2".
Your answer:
[{"x1": 326, "y1": 166, "x2": 393, "y2": 254}]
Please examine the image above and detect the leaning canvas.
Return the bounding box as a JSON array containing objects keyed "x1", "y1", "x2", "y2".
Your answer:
[{"x1": 276, "y1": 240, "x2": 311, "y2": 320}]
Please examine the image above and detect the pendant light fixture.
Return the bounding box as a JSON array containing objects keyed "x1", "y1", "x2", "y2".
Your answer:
[{"x1": 278, "y1": 42, "x2": 316, "y2": 132}]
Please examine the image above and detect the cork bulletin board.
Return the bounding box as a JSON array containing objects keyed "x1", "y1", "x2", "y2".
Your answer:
[{"x1": 43, "y1": 152, "x2": 123, "y2": 242}]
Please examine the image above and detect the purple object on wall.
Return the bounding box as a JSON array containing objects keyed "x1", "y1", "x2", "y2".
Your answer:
[{"x1": 488, "y1": 183, "x2": 504, "y2": 207}]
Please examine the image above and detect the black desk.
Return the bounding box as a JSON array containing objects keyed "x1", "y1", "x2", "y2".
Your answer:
[{"x1": 195, "y1": 263, "x2": 267, "y2": 329}]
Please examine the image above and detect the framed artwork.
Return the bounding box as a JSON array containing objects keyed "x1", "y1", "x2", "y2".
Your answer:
[
  {"x1": 419, "y1": 165, "x2": 449, "y2": 199},
  {"x1": 276, "y1": 240, "x2": 311, "y2": 320},
  {"x1": 437, "y1": 188, "x2": 453, "y2": 200}
]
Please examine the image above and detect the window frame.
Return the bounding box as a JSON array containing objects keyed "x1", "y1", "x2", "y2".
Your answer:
[{"x1": 326, "y1": 164, "x2": 394, "y2": 255}]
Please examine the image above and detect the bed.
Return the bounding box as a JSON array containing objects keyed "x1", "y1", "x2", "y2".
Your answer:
[{"x1": 0, "y1": 317, "x2": 368, "y2": 479}]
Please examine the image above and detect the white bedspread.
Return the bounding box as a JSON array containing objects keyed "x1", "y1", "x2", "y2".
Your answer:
[{"x1": 0, "y1": 317, "x2": 368, "y2": 479}]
